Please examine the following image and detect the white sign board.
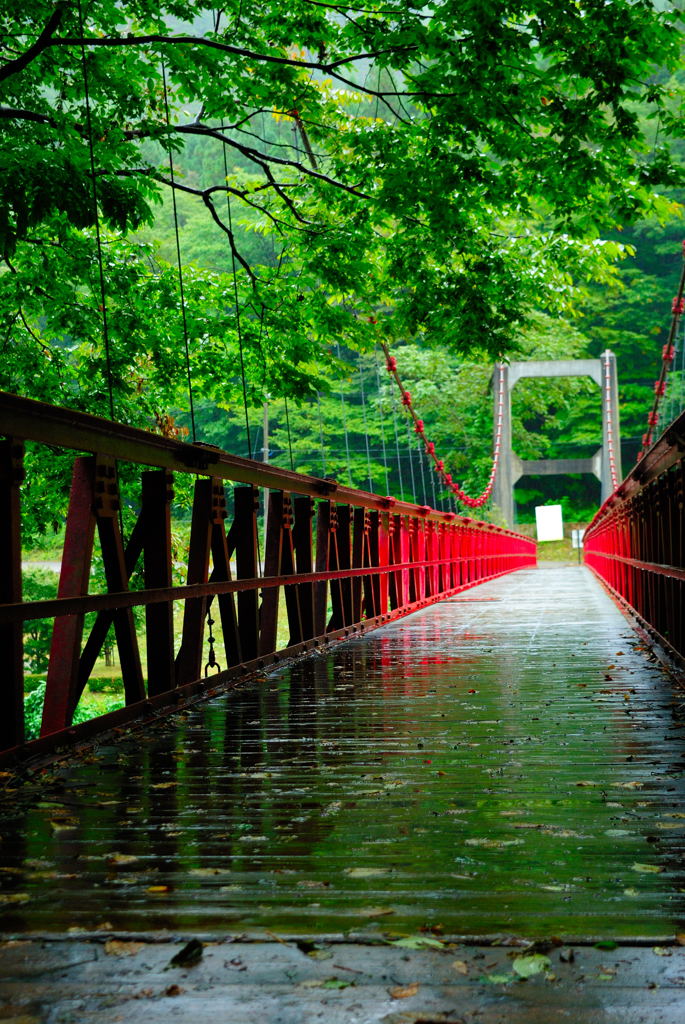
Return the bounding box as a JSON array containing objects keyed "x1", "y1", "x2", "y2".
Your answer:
[
  {"x1": 571, "y1": 528, "x2": 586, "y2": 549},
  {"x1": 535, "y1": 504, "x2": 564, "y2": 542}
]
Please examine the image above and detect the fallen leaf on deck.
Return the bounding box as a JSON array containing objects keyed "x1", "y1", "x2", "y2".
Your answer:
[
  {"x1": 107, "y1": 853, "x2": 139, "y2": 866},
  {"x1": 652, "y1": 947, "x2": 672, "y2": 956},
  {"x1": 389, "y1": 982, "x2": 419, "y2": 999},
  {"x1": 452, "y1": 959, "x2": 469, "y2": 974},
  {"x1": 464, "y1": 838, "x2": 523, "y2": 848},
  {"x1": 512, "y1": 954, "x2": 551, "y2": 978},
  {"x1": 104, "y1": 940, "x2": 145, "y2": 956},
  {"x1": 389, "y1": 935, "x2": 443, "y2": 950},
  {"x1": 632, "y1": 863, "x2": 663, "y2": 874},
  {"x1": 50, "y1": 820, "x2": 77, "y2": 832},
  {"x1": 302, "y1": 977, "x2": 353, "y2": 990},
  {"x1": 345, "y1": 867, "x2": 388, "y2": 878},
  {"x1": 358, "y1": 907, "x2": 395, "y2": 918},
  {"x1": 166, "y1": 939, "x2": 203, "y2": 969}
]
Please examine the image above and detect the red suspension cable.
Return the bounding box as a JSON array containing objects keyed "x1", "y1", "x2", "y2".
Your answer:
[
  {"x1": 638, "y1": 241, "x2": 685, "y2": 459},
  {"x1": 379, "y1": 339, "x2": 505, "y2": 510}
]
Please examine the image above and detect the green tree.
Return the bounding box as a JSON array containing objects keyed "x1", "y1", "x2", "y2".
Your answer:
[{"x1": 3, "y1": 0, "x2": 684, "y2": 366}]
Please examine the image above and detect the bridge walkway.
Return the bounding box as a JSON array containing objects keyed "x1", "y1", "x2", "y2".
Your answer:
[{"x1": 1, "y1": 563, "x2": 685, "y2": 1022}]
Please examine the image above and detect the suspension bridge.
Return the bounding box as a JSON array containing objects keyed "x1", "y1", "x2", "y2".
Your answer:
[{"x1": 0, "y1": 311, "x2": 685, "y2": 1021}]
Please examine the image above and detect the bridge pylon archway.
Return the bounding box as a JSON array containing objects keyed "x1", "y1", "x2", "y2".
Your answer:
[{"x1": 491, "y1": 351, "x2": 621, "y2": 527}]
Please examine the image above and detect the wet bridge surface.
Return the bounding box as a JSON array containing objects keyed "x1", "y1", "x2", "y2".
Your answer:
[{"x1": 3, "y1": 563, "x2": 685, "y2": 1023}]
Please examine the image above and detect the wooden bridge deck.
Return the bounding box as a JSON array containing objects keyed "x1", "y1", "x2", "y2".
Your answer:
[{"x1": 2, "y1": 563, "x2": 685, "y2": 1021}]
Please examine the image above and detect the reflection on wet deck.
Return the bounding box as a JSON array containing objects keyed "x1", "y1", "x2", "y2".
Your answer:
[{"x1": 2, "y1": 565, "x2": 685, "y2": 940}]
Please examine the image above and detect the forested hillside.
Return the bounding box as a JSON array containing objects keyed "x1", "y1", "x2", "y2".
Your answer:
[{"x1": 3, "y1": 0, "x2": 685, "y2": 527}]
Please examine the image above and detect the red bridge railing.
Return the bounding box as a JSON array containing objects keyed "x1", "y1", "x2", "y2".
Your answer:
[
  {"x1": 0, "y1": 391, "x2": 536, "y2": 759},
  {"x1": 584, "y1": 408, "x2": 685, "y2": 665}
]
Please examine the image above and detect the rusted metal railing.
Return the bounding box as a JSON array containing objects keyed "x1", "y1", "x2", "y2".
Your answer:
[
  {"x1": 0, "y1": 391, "x2": 536, "y2": 759},
  {"x1": 584, "y1": 409, "x2": 685, "y2": 664}
]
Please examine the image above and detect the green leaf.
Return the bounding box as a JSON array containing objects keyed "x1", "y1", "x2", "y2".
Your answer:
[
  {"x1": 512, "y1": 954, "x2": 552, "y2": 979},
  {"x1": 389, "y1": 935, "x2": 444, "y2": 950}
]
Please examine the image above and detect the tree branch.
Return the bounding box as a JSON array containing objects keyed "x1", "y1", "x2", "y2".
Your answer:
[
  {"x1": 168, "y1": 123, "x2": 370, "y2": 198},
  {"x1": 19, "y1": 309, "x2": 50, "y2": 352},
  {"x1": 0, "y1": 3, "x2": 66, "y2": 83},
  {"x1": 202, "y1": 193, "x2": 257, "y2": 284},
  {"x1": 0, "y1": 106, "x2": 57, "y2": 125},
  {"x1": 46, "y1": 33, "x2": 415, "y2": 75}
]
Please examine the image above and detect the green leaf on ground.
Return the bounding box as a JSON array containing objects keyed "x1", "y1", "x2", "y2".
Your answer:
[
  {"x1": 512, "y1": 954, "x2": 552, "y2": 978},
  {"x1": 389, "y1": 935, "x2": 444, "y2": 949}
]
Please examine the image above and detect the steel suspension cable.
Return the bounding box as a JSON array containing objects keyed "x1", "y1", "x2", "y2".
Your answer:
[
  {"x1": 283, "y1": 396, "x2": 295, "y2": 472},
  {"x1": 372, "y1": 347, "x2": 390, "y2": 494},
  {"x1": 77, "y1": 0, "x2": 115, "y2": 425},
  {"x1": 161, "y1": 61, "x2": 197, "y2": 443},
  {"x1": 403, "y1": 415, "x2": 419, "y2": 503},
  {"x1": 389, "y1": 373, "x2": 408, "y2": 500},
  {"x1": 427, "y1": 446, "x2": 438, "y2": 509},
  {"x1": 221, "y1": 145, "x2": 253, "y2": 458},
  {"x1": 316, "y1": 393, "x2": 327, "y2": 477},
  {"x1": 335, "y1": 342, "x2": 354, "y2": 486},
  {"x1": 358, "y1": 358, "x2": 374, "y2": 491}
]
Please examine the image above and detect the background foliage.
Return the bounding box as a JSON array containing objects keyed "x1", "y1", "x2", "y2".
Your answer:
[{"x1": 3, "y1": 1, "x2": 685, "y2": 526}]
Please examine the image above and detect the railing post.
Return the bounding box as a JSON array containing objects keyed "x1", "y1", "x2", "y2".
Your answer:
[
  {"x1": 292, "y1": 496, "x2": 315, "y2": 643},
  {"x1": 42, "y1": 456, "x2": 97, "y2": 735},
  {"x1": 259, "y1": 489, "x2": 284, "y2": 656},
  {"x1": 210, "y1": 481, "x2": 241, "y2": 668},
  {"x1": 335, "y1": 505, "x2": 352, "y2": 626},
  {"x1": 314, "y1": 500, "x2": 332, "y2": 636},
  {"x1": 365, "y1": 509, "x2": 380, "y2": 619},
  {"x1": 377, "y1": 510, "x2": 390, "y2": 615},
  {"x1": 234, "y1": 485, "x2": 260, "y2": 663},
  {"x1": 95, "y1": 459, "x2": 146, "y2": 706},
  {"x1": 352, "y1": 507, "x2": 370, "y2": 624},
  {"x1": 260, "y1": 491, "x2": 298, "y2": 656},
  {"x1": 391, "y1": 513, "x2": 406, "y2": 608},
  {"x1": 175, "y1": 477, "x2": 215, "y2": 687},
  {"x1": 141, "y1": 469, "x2": 176, "y2": 696},
  {"x1": 0, "y1": 439, "x2": 24, "y2": 748}
]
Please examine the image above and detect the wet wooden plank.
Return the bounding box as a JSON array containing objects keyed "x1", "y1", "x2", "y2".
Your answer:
[
  {"x1": 0, "y1": 565, "x2": 684, "y2": 945},
  {"x1": 1, "y1": 938, "x2": 685, "y2": 1023}
]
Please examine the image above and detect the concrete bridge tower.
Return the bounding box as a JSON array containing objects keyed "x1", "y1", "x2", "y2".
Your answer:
[{"x1": 491, "y1": 351, "x2": 621, "y2": 528}]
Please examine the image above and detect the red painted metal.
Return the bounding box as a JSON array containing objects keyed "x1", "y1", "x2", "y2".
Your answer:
[
  {"x1": 41, "y1": 457, "x2": 98, "y2": 736},
  {"x1": 142, "y1": 469, "x2": 176, "y2": 695},
  {"x1": 0, "y1": 440, "x2": 24, "y2": 749},
  {"x1": 0, "y1": 390, "x2": 536, "y2": 755},
  {"x1": 584, "y1": 408, "x2": 685, "y2": 663}
]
